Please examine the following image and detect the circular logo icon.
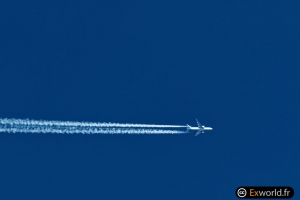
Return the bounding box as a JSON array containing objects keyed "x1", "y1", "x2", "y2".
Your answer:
[{"x1": 237, "y1": 188, "x2": 247, "y2": 198}]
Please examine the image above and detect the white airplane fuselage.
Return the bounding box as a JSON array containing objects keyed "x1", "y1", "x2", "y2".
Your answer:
[
  {"x1": 188, "y1": 126, "x2": 200, "y2": 131},
  {"x1": 187, "y1": 126, "x2": 212, "y2": 131}
]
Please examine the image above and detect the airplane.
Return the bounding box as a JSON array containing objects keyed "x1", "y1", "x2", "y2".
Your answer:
[{"x1": 187, "y1": 119, "x2": 213, "y2": 136}]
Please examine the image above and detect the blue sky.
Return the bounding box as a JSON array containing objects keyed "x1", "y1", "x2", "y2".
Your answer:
[{"x1": 0, "y1": 1, "x2": 299, "y2": 199}]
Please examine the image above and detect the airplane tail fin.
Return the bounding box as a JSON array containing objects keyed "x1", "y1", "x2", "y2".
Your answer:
[{"x1": 187, "y1": 124, "x2": 191, "y2": 130}]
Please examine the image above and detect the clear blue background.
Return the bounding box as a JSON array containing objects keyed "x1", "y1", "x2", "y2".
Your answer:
[{"x1": 0, "y1": 1, "x2": 299, "y2": 199}]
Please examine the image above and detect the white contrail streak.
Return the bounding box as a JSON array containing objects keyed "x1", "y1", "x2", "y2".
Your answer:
[
  {"x1": 0, "y1": 118, "x2": 186, "y2": 128},
  {"x1": 0, "y1": 118, "x2": 187, "y2": 134}
]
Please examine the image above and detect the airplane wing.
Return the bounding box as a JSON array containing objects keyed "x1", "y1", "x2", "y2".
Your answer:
[
  {"x1": 196, "y1": 119, "x2": 202, "y2": 127},
  {"x1": 195, "y1": 130, "x2": 205, "y2": 136},
  {"x1": 195, "y1": 131, "x2": 201, "y2": 136}
]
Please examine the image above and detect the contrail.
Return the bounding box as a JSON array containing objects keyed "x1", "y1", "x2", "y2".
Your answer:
[
  {"x1": 0, "y1": 118, "x2": 186, "y2": 128},
  {"x1": 0, "y1": 118, "x2": 187, "y2": 134}
]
